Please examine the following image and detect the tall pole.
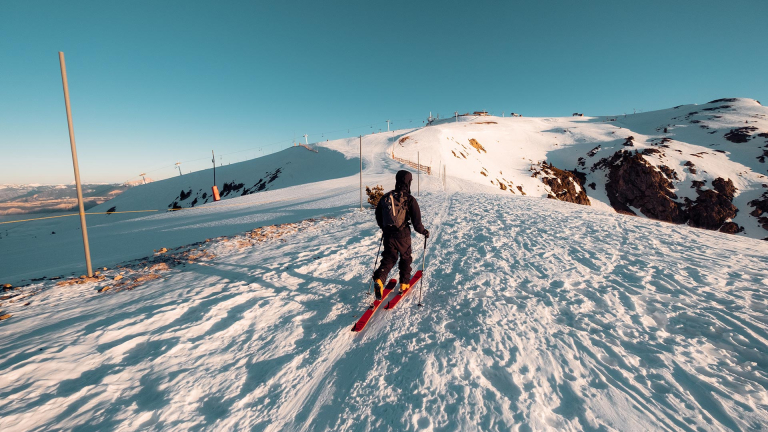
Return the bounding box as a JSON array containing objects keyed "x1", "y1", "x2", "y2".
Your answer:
[
  {"x1": 418, "y1": 151, "x2": 420, "y2": 197},
  {"x1": 359, "y1": 135, "x2": 363, "y2": 210},
  {"x1": 58, "y1": 52, "x2": 93, "y2": 277},
  {"x1": 212, "y1": 150, "x2": 216, "y2": 185}
]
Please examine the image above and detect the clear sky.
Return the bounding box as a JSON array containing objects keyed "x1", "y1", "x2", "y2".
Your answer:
[{"x1": 1, "y1": 0, "x2": 766, "y2": 184}]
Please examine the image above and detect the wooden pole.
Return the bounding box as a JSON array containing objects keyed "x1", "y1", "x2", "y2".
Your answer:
[
  {"x1": 359, "y1": 135, "x2": 362, "y2": 210},
  {"x1": 58, "y1": 52, "x2": 93, "y2": 277}
]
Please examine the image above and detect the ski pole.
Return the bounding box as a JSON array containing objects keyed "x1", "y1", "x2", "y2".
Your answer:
[
  {"x1": 367, "y1": 234, "x2": 384, "y2": 296},
  {"x1": 418, "y1": 235, "x2": 427, "y2": 308}
]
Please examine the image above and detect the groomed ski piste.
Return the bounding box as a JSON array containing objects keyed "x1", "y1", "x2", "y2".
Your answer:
[{"x1": 2, "y1": 99, "x2": 768, "y2": 431}]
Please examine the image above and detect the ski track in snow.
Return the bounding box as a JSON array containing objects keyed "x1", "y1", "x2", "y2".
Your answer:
[{"x1": 2, "y1": 190, "x2": 768, "y2": 431}]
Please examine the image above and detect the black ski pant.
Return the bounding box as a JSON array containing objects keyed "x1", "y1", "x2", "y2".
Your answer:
[{"x1": 373, "y1": 235, "x2": 412, "y2": 285}]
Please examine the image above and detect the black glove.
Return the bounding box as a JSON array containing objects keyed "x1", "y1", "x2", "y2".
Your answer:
[{"x1": 423, "y1": 229, "x2": 430, "y2": 239}]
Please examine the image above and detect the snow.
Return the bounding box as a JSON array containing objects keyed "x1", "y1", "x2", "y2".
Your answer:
[{"x1": 2, "y1": 99, "x2": 768, "y2": 431}]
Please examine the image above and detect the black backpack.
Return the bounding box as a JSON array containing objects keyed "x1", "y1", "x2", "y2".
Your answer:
[{"x1": 382, "y1": 191, "x2": 409, "y2": 230}]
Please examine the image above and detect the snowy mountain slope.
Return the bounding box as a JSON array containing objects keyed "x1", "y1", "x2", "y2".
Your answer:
[
  {"x1": 2, "y1": 101, "x2": 768, "y2": 431},
  {"x1": 1, "y1": 191, "x2": 767, "y2": 431},
  {"x1": 390, "y1": 98, "x2": 768, "y2": 237},
  {"x1": 2, "y1": 99, "x2": 766, "y2": 287},
  {"x1": 89, "y1": 145, "x2": 360, "y2": 214},
  {"x1": 0, "y1": 133, "x2": 415, "y2": 284}
]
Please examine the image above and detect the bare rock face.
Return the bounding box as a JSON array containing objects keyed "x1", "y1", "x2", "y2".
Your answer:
[
  {"x1": 533, "y1": 162, "x2": 590, "y2": 205},
  {"x1": 719, "y1": 222, "x2": 741, "y2": 234},
  {"x1": 687, "y1": 187, "x2": 738, "y2": 231},
  {"x1": 748, "y1": 190, "x2": 768, "y2": 231},
  {"x1": 597, "y1": 151, "x2": 742, "y2": 233},
  {"x1": 602, "y1": 150, "x2": 686, "y2": 222},
  {"x1": 712, "y1": 177, "x2": 736, "y2": 200}
]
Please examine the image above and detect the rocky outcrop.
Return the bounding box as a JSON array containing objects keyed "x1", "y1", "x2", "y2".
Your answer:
[
  {"x1": 724, "y1": 126, "x2": 758, "y2": 143},
  {"x1": 748, "y1": 189, "x2": 768, "y2": 232},
  {"x1": 468, "y1": 139, "x2": 487, "y2": 153},
  {"x1": 594, "y1": 150, "x2": 742, "y2": 233},
  {"x1": 599, "y1": 150, "x2": 686, "y2": 222},
  {"x1": 532, "y1": 162, "x2": 590, "y2": 205},
  {"x1": 687, "y1": 184, "x2": 738, "y2": 231}
]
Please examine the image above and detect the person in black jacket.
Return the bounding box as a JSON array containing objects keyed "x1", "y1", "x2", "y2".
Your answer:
[{"x1": 373, "y1": 170, "x2": 429, "y2": 298}]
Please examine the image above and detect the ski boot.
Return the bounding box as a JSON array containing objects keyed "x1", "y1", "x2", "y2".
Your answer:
[
  {"x1": 400, "y1": 283, "x2": 410, "y2": 294},
  {"x1": 374, "y1": 279, "x2": 385, "y2": 300}
]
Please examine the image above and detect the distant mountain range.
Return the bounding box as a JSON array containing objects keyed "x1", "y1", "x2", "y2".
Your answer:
[{"x1": 0, "y1": 182, "x2": 149, "y2": 215}]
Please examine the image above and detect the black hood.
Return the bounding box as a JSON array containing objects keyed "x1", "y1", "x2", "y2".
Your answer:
[{"x1": 395, "y1": 170, "x2": 412, "y2": 194}]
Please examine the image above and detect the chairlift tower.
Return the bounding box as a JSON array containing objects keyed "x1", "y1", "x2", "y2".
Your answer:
[
  {"x1": 139, "y1": 172, "x2": 147, "y2": 184},
  {"x1": 175, "y1": 162, "x2": 182, "y2": 176}
]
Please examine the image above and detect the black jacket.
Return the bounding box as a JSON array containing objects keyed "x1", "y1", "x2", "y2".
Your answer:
[{"x1": 375, "y1": 170, "x2": 426, "y2": 238}]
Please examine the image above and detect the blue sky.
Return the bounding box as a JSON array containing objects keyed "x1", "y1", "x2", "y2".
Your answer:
[{"x1": 1, "y1": 0, "x2": 766, "y2": 184}]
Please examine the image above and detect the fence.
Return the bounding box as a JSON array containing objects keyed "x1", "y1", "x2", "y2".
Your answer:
[{"x1": 391, "y1": 154, "x2": 431, "y2": 175}]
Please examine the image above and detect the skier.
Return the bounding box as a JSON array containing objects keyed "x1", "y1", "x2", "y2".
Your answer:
[{"x1": 373, "y1": 170, "x2": 429, "y2": 299}]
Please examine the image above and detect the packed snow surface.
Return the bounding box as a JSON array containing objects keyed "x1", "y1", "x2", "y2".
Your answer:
[
  {"x1": 2, "y1": 192, "x2": 768, "y2": 431},
  {"x1": 2, "y1": 100, "x2": 768, "y2": 431}
]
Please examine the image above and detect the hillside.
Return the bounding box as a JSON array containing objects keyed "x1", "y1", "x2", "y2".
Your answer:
[
  {"x1": 2, "y1": 98, "x2": 767, "y2": 285},
  {"x1": 1, "y1": 98, "x2": 768, "y2": 431},
  {"x1": 0, "y1": 183, "x2": 131, "y2": 215},
  {"x1": 388, "y1": 98, "x2": 768, "y2": 238}
]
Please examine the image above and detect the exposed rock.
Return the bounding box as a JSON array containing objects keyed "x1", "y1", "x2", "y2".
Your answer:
[
  {"x1": 691, "y1": 180, "x2": 706, "y2": 189},
  {"x1": 712, "y1": 178, "x2": 736, "y2": 200},
  {"x1": 534, "y1": 162, "x2": 590, "y2": 205},
  {"x1": 708, "y1": 98, "x2": 739, "y2": 104},
  {"x1": 684, "y1": 161, "x2": 697, "y2": 174},
  {"x1": 468, "y1": 139, "x2": 486, "y2": 153},
  {"x1": 748, "y1": 191, "x2": 768, "y2": 231},
  {"x1": 622, "y1": 136, "x2": 635, "y2": 147},
  {"x1": 724, "y1": 126, "x2": 758, "y2": 143},
  {"x1": 98, "y1": 286, "x2": 111, "y2": 293},
  {"x1": 0, "y1": 313, "x2": 11, "y2": 321},
  {"x1": 657, "y1": 165, "x2": 679, "y2": 181},
  {"x1": 601, "y1": 150, "x2": 684, "y2": 222},
  {"x1": 150, "y1": 262, "x2": 170, "y2": 272},
  {"x1": 599, "y1": 151, "x2": 741, "y2": 233},
  {"x1": 687, "y1": 188, "x2": 738, "y2": 231},
  {"x1": 220, "y1": 181, "x2": 245, "y2": 197},
  {"x1": 719, "y1": 222, "x2": 742, "y2": 234},
  {"x1": 57, "y1": 275, "x2": 107, "y2": 286},
  {"x1": 587, "y1": 145, "x2": 601, "y2": 157},
  {"x1": 641, "y1": 148, "x2": 662, "y2": 156}
]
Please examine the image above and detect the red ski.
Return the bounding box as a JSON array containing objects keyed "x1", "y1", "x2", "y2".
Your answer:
[
  {"x1": 384, "y1": 270, "x2": 422, "y2": 310},
  {"x1": 352, "y1": 279, "x2": 397, "y2": 332}
]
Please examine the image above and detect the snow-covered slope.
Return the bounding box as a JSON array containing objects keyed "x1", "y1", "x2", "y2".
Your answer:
[
  {"x1": 2, "y1": 191, "x2": 767, "y2": 431},
  {"x1": 3, "y1": 99, "x2": 767, "y2": 285},
  {"x1": 2, "y1": 98, "x2": 768, "y2": 431},
  {"x1": 90, "y1": 145, "x2": 360, "y2": 213},
  {"x1": 390, "y1": 98, "x2": 768, "y2": 236}
]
